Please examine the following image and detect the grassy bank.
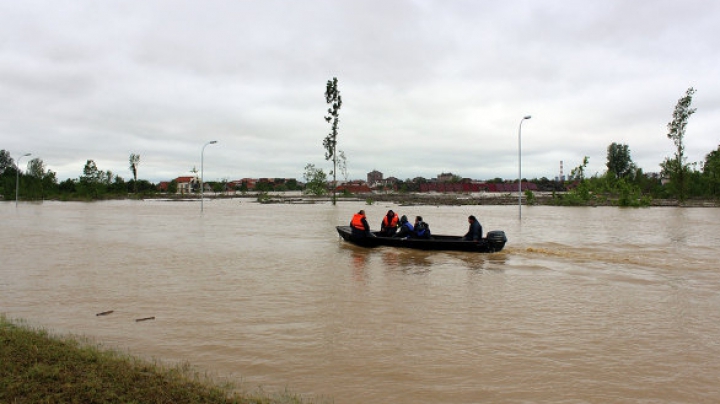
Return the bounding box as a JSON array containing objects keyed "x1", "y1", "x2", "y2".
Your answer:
[{"x1": 1, "y1": 315, "x2": 311, "y2": 404}]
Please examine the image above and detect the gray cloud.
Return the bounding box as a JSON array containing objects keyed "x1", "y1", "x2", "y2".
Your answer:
[{"x1": 1, "y1": 0, "x2": 718, "y2": 183}]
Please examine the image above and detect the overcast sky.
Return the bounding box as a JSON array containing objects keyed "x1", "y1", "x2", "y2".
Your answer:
[{"x1": 2, "y1": 0, "x2": 718, "y2": 183}]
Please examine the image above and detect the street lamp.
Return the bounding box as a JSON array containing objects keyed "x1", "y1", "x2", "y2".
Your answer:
[
  {"x1": 518, "y1": 115, "x2": 531, "y2": 220},
  {"x1": 15, "y1": 152, "x2": 31, "y2": 208},
  {"x1": 201, "y1": 140, "x2": 218, "y2": 212}
]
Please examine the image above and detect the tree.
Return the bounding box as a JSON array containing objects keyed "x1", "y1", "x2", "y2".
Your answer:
[
  {"x1": 569, "y1": 156, "x2": 590, "y2": 181},
  {"x1": 26, "y1": 158, "x2": 45, "y2": 179},
  {"x1": 81, "y1": 160, "x2": 100, "y2": 184},
  {"x1": 167, "y1": 180, "x2": 178, "y2": 194},
  {"x1": 303, "y1": 163, "x2": 328, "y2": 196},
  {"x1": 129, "y1": 153, "x2": 140, "y2": 193},
  {"x1": 663, "y1": 87, "x2": 696, "y2": 201},
  {"x1": 606, "y1": 143, "x2": 636, "y2": 179},
  {"x1": 0, "y1": 149, "x2": 13, "y2": 175},
  {"x1": 703, "y1": 145, "x2": 720, "y2": 197},
  {"x1": 323, "y1": 77, "x2": 342, "y2": 205},
  {"x1": 337, "y1": 149, "x2": 348, "y2": 183}
]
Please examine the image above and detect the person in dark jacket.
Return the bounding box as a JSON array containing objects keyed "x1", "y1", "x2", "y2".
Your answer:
[
  {"x1": 413, "y1": 216, "x2": 431, "y2": 239},
  {"x1": 393, "y1": 215, "x2": 414, "y2": 238},
  {"x1": 350, "y1": 210, "x2": 371, "y2": 237},
  {"x1": 463, "y1": 215, "x2": 483, "y2": 241}
]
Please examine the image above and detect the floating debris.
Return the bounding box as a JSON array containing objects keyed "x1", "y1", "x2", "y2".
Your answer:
[
  {"x1": 96, "y1": 310, "x2": 114, "y2": 316},
  {"x1": 135, "y1": 316, "x2": 155, "y2": 322}
]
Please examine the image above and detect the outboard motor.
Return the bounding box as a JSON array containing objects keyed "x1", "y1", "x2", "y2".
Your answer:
[{"x1": 485, "y1": 230, "x2": 508, "y2": 252}]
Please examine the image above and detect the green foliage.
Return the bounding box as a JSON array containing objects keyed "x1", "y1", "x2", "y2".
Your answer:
[
  {"x1": 606, "y1": 143, "x2": 636, "y2": 179},
  {"x1": 302, "y1": 163, "x2": 328, "y2": 196},
  {"x1": 167, "y1": 180, "x2": 178, "y2": 194},
  {"x1": 551, "y1": 172, "x2": 651, "y2": 207},
  {"x1": 254, "y1": 181, "x2": 273, "y2": 192},
  {"x1": 0, "y1": 149, "x2": 13, "y2": 175},
  {"x1": 703, "y1": 146, "x2": 720, "y2": 197},
  {"x1": 569, "y1": 156, "x2": 590, "y2": 181},
  {"x1": 524, "y1": 189, "x2": 536, "y2": 205},
  {"x1": 256, "y1": 191, "x2": 271, "y2": 203},
  {"x1": 0, "y1": 316, "x2": 309, "y2": 404}
]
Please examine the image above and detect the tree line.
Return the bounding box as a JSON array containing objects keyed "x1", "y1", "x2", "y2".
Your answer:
[
  {"x1": 0, "y1": 154, "x2": 159, "y2": 201},
  {"x1": 549, "y1": 87, "x2": 719, "y2": 206}
]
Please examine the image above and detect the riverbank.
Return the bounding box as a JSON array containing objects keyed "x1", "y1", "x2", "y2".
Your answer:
[{"x1": 0, "y1": 316, "x2": 312, "y2": 404}]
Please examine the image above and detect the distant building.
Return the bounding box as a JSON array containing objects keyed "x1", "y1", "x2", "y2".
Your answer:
[
  {"x1": 420, "y1": 181, "x2": 538, "y2": 193},
  {"x1": 367, "y1": 170, "x2": 383, "y2": 186},
  {"x1": 175, "y1": 176, "x2": 197, "y2": 194},
  {"x1": 157, "y1": 181, "x2": 170, "y2": 192},
  {"x1": 337, "y1": 180, "x2": 372, "y2": 194}
]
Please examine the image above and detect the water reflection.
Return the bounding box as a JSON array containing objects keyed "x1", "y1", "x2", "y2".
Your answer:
[{"x1": 380, "y1": 249, "x2": 432, "y2": 271}]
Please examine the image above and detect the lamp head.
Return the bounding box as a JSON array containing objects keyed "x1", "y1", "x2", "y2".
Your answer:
[
  {"x1": 23, "y1": 153, "x2": 31, "y2": 157},
  {"x1": 523, "y1": 115, "x2": 532, "y2": 120},
  {"x1": 209, "y1": 140, "x2": 218, "y2": 144}
]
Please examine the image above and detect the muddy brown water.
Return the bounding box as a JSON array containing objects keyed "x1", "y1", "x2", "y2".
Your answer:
[{"x1": 2, "y1": 199, "x2": 720, "y2": 403}]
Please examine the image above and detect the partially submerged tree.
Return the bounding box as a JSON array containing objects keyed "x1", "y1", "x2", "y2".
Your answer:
[
  {"x1": 662, "y1": 87, "x2": 696, "y2": 201},
  {"x1": 303, "y1": 163, "x2": 328, "y2": 196},
  {"x1": 323, "y1": 77, "x2": 342, "y2": 205}
]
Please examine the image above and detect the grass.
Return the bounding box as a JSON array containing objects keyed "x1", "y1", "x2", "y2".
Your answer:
[{"x1": 1, "y1": 315, "x2": 315, "y2": 404}]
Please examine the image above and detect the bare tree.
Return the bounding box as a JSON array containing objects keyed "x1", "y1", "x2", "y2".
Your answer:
[{"x1": 129, "y1": 153, "x2": 140, "y2": 193}]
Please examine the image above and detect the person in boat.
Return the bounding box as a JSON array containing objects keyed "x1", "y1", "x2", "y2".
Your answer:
[
  {"x1": 413, "y1": 216, "x2": 431, "y2": 239},
  {"x1": 463, "y1": 215, "x2": 483, "y2": 241},
  {"x1": 393, "y1": 215, "x2": 414, "y2": 238},
  {"x1": 350, "y1": 209, "x2": 372, "y2": 237},
  {"x1": 379, "y1": 209, "x2": 399, "y2": 236}
]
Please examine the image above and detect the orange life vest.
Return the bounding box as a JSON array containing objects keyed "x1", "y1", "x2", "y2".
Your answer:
[
  {"x1": 351, "y1": 213, "x2": 366, "y2": 230},
  {"x1": 382, "y1": 214, "x2": 398, "y2": 228}
]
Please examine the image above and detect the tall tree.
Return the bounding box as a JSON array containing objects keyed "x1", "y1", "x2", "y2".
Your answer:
[
  {"x1": 26, "y1": 157, "x2": 45, "y2": 178},
  {"x1": 324, "y1": 77, "x2": 342, "y2": 205},
  {"x1": 82, "y1": 160, "x2": 100, "y2": 184},
  {"x1": 0, "y1": 149, "x2": 13, "y2": 175},
  {"x1": 606, "y1": 142, "x2": 636, "y2": 179},
  {"x1": 662, "y1": 87, "x2": 696, "y2": 201},
  {"x1": 129, "y1": 153, "x2": 140, "y2": 193}
]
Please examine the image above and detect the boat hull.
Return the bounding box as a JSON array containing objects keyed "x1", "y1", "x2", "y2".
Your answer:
[{"x1": 335, "y1": 226, "x2": 507, "y2": 253}]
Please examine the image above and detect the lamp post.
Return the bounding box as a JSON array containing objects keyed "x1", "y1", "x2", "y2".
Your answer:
[
  {"x1": 518, "y1": 115, "x2": 531, "y2": 220},
  {"x1": 15, "y1": 152, "x2": 31, "y2": 208},
  {"x1": 201, "y1": 140, "x2": 217, "y2": 212}
]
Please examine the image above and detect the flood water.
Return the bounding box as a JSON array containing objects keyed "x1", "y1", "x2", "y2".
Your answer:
[{"x1": 2, "y1": 199, "x2": 720, "y2": 403}]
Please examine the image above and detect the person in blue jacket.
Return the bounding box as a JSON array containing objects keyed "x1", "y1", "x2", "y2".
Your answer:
[
  {"x1": 393, "y1": 215, "x2": 414, "y2": 238},
  {"x1": 413, "y1": 216, "x2": 431, "y2": 239}
]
